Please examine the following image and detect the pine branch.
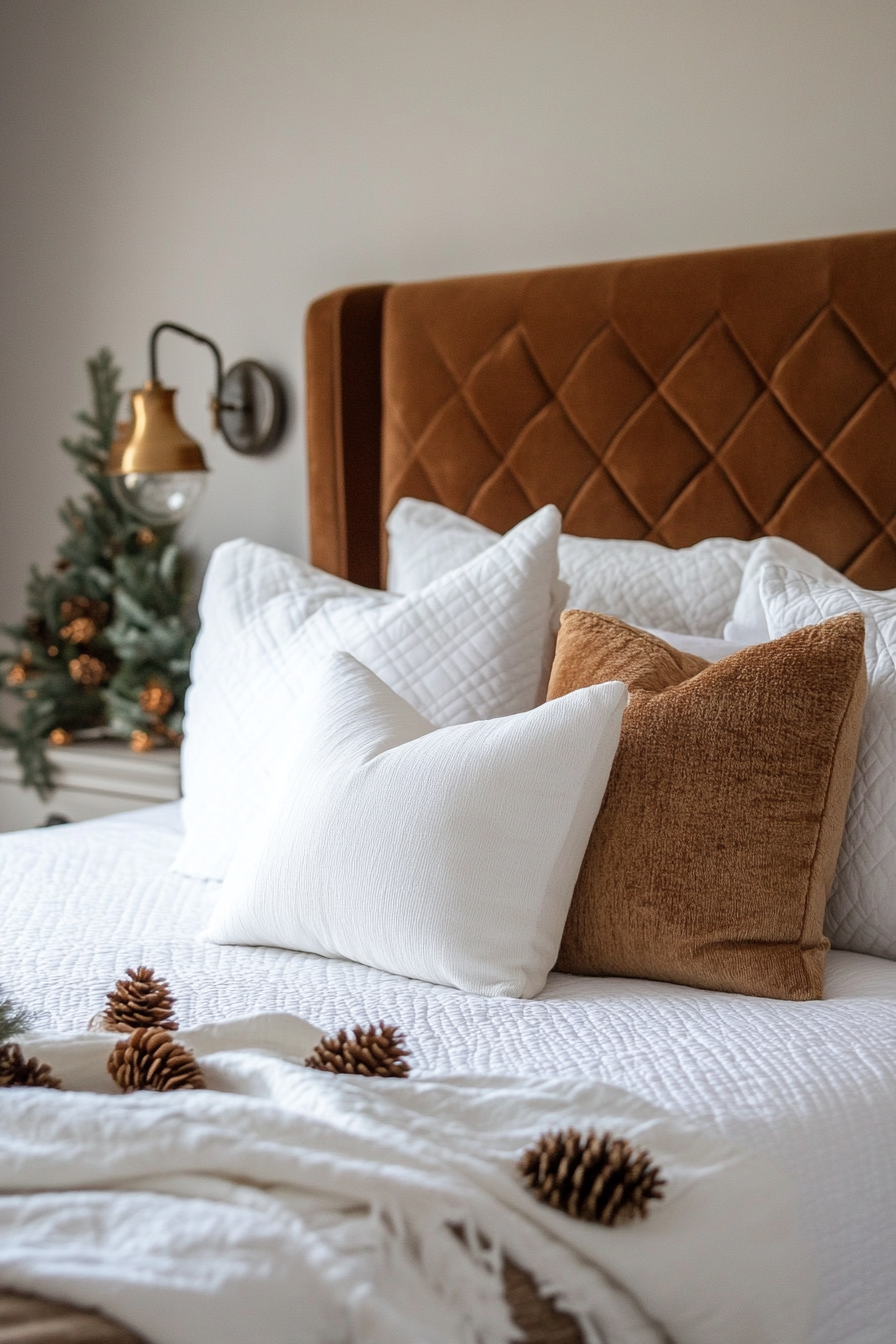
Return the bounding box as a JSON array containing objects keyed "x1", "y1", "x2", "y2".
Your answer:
[
  {"x1": 61, "y1": 348, "x2": 122, "y2": 479},
  {"x1": 0, "y1": 996, "x2": 30, "y2": 1045}
]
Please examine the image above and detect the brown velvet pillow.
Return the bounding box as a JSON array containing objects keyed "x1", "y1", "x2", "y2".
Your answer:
[{"x1": 548, "y1": 611, "x2": 867, "y2": 1000}]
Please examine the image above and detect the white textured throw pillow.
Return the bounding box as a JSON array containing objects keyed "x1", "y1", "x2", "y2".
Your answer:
[
  {"x1": 760, "y1": 563, "x2": 896, "y2": 959},
  {"x1": 207, "y1": 653, "x2": 627, "y2": 997},
  {"x1": 387, "y1": 497, "x2": 754, "y2": 637},
  {"x1": 723, "y1": 536, "x2": 896, "y2": 645},
  {"x1": 176, "y1": 506, "x2": 563, "y2": 880}
]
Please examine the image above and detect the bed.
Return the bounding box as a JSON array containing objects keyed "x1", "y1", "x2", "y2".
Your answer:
[{"x1": 3, "y1": 228, "x2": 896, "y2": 1344}]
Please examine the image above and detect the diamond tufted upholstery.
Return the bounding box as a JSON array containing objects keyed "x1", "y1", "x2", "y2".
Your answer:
[{"x1": 306, "y1": 231, "x2": 896, "y2": 589}]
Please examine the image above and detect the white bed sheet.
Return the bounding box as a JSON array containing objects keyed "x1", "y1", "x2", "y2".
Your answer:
[{"x1": 1, "y1": 803, "x2": 895, "y2": 1344}]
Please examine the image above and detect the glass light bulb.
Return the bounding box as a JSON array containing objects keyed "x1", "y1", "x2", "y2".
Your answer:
[{"x1": 111, "y1": 471, "x2": 206, "y2": 526}]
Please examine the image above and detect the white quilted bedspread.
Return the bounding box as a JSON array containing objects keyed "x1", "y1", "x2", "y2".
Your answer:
[{"x1": 2, "y1": 804, "x2": 895, "y2": 1344}]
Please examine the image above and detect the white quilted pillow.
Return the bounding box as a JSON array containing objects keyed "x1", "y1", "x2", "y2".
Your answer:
[
  {"x1": 207, "y1": 652, "x2": 627, "y2": 997},
  {"x1": 387, "y1": 498, "x2": 754, "y2": 637},
  {"x1": 175, "y1": 506, "x2": 563, "y2": 880},
  {"x1": 760, "y1": 563, "x2": 896, "y2": 959},
  {"x1": 724, "y1": 536, "x2": 896, "y2": 645}
]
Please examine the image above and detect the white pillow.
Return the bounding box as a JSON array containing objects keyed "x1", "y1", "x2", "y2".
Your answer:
[
  {"x1": 176, "y1": 506, "x2": 563, "y2": 880},
  {"x1": 386, "y1": 499, "x2": 498, "y2": 592},
  {"x1": 644, "y1": 629, "x2": 751, "y2": 662},
  {"x1": 207, "y1": 652, "x2": 627, "y2": 997},
  {"x1": 725, "y1": 536, "x2": 896, "y2": 644},
  {"x1": 760, "y1": 563, "x2": 896, "y2": 959},
  {"x1": 387, "y1": 497, "x2": 754, "y2": 637}
]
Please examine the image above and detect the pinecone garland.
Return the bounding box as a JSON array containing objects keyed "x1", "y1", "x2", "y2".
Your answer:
[
  {"x1": 304, "y1": 1022, "x2": 411, "y2": 1078},
  {"x1": 518, "y1": 1128, "x2": 665, "y2": 1226},
  {"x1": 0, "y1": 1043, "x2": 62, "y2": 1089},
  {"x1": 107, "y1": 1028, "x2": 205, "y2": 1093},
  {"x1": 93, "y1": 966, "x2": 178, "y2": 1032}
]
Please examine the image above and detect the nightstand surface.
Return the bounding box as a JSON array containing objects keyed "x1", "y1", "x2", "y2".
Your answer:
[{"x1": 0, "y1": 740, "x2": 181, "y2": 832}]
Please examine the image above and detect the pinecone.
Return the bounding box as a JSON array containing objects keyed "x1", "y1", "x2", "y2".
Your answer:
[
  {"x1": 304, "y1": 1022, "x2": 411, "y2": 1078},
  {"x1": 107, "y1": 1028, "x2": 205, "y2": 1093},
  {"x1": 518, "y1": 1128, "x2": 665, "y2": 1226},
  {"x1": 0, "y1": 1042, "x2": 62, "y2": 1090},
  {"x1": 59, "y1": 596, "x2": 109, "y2": 628},
  {"x1": 139, "y1": 679, "x2": 175, "y2": 718},
  {"x1": 92, "y1": 966, "x2": 178, "y2": 1032},
  {"x1": 68, "y1": 653, "x2": 107, "y2": 687}
]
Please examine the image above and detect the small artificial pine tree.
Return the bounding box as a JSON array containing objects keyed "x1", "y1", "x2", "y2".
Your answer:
[{"x1": 0, "y1": 349, "x2": 195, "y2": 796}]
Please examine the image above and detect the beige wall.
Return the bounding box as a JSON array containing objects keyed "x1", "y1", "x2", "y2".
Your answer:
[{"x1": 1, "y1": 0, "x2": 895, "y2": 625}]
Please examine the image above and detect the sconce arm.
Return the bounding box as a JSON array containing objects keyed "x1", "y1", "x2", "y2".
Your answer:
[
  {"x1": 149, "y1": 322, "x2": 225, "y2": 407},
  {"x1": 146, "y1": 321, "x2": 284, "y2": 454}
]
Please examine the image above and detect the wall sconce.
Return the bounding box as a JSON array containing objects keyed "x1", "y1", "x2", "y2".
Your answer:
[{"x1": 106, "y1": 322, "x2": 286, "y2": 526}]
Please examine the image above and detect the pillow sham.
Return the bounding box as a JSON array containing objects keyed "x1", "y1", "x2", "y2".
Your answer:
[
  {"x1": 547, "y1": 610, "x2": 867, "y2": 999},
  {"x1": 643, "y1": 630, "x2": 750, "y2": 662},
  {"x1": 176, "y1": 506, "x2": 562, "y2": 881},
  {"x1": 725, "y1": 536, "x2": 896, "y2": 644},
  {"x1": 760, "y1": 564, "x2": 896, "y2": 959},
  {"x1": 207, "y1": 652, "x2": 628, "y2": 998},
  {"x1": 387, "y1": 497, "x2": 755, "y2": 637}
]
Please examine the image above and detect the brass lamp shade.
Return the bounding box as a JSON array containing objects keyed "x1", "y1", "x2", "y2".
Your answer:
[
  {"x1": 106, "y1": 421, "x2": 132, "y2": 475},
  {"x1": 106, "y1": 381, "x2": 209, "y2": 477}
]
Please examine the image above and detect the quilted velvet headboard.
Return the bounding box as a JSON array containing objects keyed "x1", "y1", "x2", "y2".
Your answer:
[{"x1": 306, "y1": 230, "x2": 896, "y2": 590}]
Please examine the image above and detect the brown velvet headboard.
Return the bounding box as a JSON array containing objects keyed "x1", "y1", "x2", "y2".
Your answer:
[{"x1": 306, "y1": 230, "x2": 896, "y2": 591}]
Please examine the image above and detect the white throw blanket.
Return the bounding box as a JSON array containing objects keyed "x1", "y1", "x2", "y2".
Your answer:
[{"x1": 0, "y1": 1017, "x2": 811, "y2": 1344}]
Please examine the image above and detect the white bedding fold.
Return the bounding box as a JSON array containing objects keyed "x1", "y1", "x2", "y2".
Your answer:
[
  {"x1": 3, "y1": 807, "x2": 894, "y2": 1342},
  {"x1": 0, "y1": 1024, "x2": 811, "y2": 1344}
]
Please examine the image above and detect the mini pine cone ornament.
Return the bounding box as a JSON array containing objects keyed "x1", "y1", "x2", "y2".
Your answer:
[
  {"x1": 107, "y1": 1028, "x2": 205, "y2": 1093},
  {"x1": 5, "y1": 661, "x2": 28, "y2": 687},
  {"x1": 518, "y1": 1128, "x2": 665, "y2": 1226},
  {"x1": 91, "y1": 965, "x2": 178, "y2": 1032},
  {"x1": 68, "y1": 653, "x2": 108, "y2": 687},
  {"x1": 139, "y1": 679, "x2": 175, "y2": 718},
  {"x1": 0, "y1": 1043, "x2": 62, "y2": 1090},
  {"x1": 304, "y1": 1022, "x2": 411, "y2": 1078}
]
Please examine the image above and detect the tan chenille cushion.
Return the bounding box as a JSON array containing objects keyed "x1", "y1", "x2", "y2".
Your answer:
[{"x1": 548, "y1": 611, "x2": 867, "y2": 999}]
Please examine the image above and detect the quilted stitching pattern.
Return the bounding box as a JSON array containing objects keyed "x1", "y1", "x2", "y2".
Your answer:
[
  {"x1": 761, "y1": 566, "x2": 896, "y2": 959},
  {"x1": 382, "y1": 232, "x2": 896, "y2": 587},
  {"x1": 176, "y1": 509, "x2": 562, "y2": 880},
  {"x1": 387, "y1": 496, "x2": 753, "y2": 636},
  {"x1": 1, "y1": 808, "x2": 895, "y2": 1344},
  {"x1": 725, "y1": 536, "x2": 896, "y2": 643},
  {"x1": 556, "y1": 534, "x2": 750, "y2": 637}
]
